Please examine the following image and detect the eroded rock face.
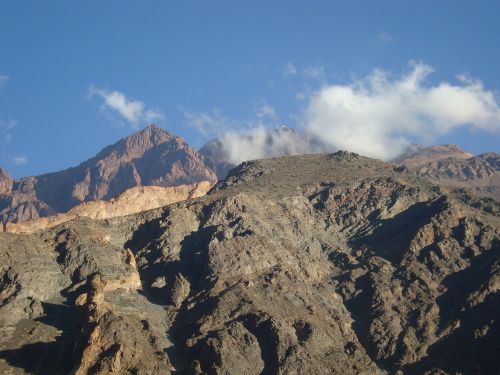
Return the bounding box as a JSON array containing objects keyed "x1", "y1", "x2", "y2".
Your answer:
[
  {"x1": 0, "y1": 125, "x2": 217, "y2": 223},
  {"x1": 0, "y1": 152, "x2": 498, "y2": 374}
]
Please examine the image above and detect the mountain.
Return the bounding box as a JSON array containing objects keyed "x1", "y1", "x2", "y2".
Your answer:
[
  {"x1": 396, "y1": 145, "x2": 500, "y2": 201},
  {"x1": 394, "y1": 144, "x2": 474, "y2": 169},
  {"x1": 1, "y1": 152, "x2": 498, "y2": 374},
  {"x1": 0, "y1": 125, "x2": 217, "y2": 223}
]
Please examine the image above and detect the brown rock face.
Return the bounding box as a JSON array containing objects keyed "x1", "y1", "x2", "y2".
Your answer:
[
  {"x1": 397, "y1": 145, "x2": 500, "y2": 201},
  {"x1": 0, "y1": 125, "x2": 217, "y2": 223},
  {"x1": 0, "y1": 152, "x2": 498, "y2": 374}
]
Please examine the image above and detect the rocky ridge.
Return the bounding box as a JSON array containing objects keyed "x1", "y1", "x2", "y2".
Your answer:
[
  {"x1": 0, "y1": 152, "x2": 498, "y2": 374},
  {"x1": 5, "y1": 181, "x2": 212, "y2": 234},
  {"x1": 396, "y1": 145, "x2": 500, "y2": 201}
]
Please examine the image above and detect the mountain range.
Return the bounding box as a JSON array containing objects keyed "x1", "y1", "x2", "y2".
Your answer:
[
  {"x1": 0, "y1": 150, "x2": 498, "y2": 374},
  {"x1": 1, "y1": 125, "x2": 498, "y2": 228}
]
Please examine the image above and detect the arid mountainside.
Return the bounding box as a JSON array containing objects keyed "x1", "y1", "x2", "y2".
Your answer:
[
  {"x1": 396, "y1": 145, "x2": 500, "y2": 201},
  {"x1": 5, "y1": 181, "x2": 212, "y2": 234},
  {"x1": 0, "y1": 125, "x2": 217, "y2": 223},
  {"x1": 394, "y1": 144, "x2": 474, "y2": 169},
  {"x1": 0, "y1": 152, "x2": 498, "y2": 374}
]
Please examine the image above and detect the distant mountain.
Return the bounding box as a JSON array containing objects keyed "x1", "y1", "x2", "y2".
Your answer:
[
  {"x1": 394, "y1": 144, "x2": 474, "y2": 169},
  {"x1": 0, "y1": 125, "x2": 217, "y2": 222},
  {"x1": 396, "y1": 144, "x2": 499, "y2": 201}
]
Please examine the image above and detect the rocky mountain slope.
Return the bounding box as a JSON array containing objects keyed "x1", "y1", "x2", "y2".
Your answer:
[
  {"x1": 5, "y1": 181, "x2": 212, "y2": 234},
  {"x1": 0, "y1": 125, "x2": 217, "y2": 223},
  {"x1": 394, "y1": 144, "x2": 474, "y2": 169},
  {"x1": 396, "y1": 145, "x2": 500, "y2": 201},
  {"x1": 0, "y1": 152, "x2": 498, "y2": 374}
]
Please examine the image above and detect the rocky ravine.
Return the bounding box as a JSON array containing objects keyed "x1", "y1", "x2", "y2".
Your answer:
[{"x1": 0, "y1": 152, "x2": 499, "y2": 374}]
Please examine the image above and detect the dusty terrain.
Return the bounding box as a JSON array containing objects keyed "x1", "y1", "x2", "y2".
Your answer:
[{"x1": 0, "y1": 152, "x2": 498, "y2": 374}]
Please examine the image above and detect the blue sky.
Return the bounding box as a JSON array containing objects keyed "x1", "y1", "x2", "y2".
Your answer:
[{"x1": 1, "y1": 1, "x2": 499, "y2": 177}]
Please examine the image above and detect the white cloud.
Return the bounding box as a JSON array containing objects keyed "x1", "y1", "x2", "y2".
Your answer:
[
  {"x1": 217, "y1": 127, "x2": 325, "y2": 165},
  {"x1": 12, "y1": 156, "x2": 27, "y2": 166},
  {"x1": 88, "y1": 86, "x2": 163, "y2": 128},
  {"x1": 256, "y1": 103, "x2": 278, "y2": 121},
  {"x1": 283, "y1": 62, "x2": 297, "y2": 77},
  {"x1": 303, "y1": 62, "x2": 500, "y2": 160},
  {"x1": 303, "y1": 65, "x2": 326, "y2": 80}
]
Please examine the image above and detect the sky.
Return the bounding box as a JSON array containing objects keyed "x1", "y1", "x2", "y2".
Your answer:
[{"x1": 1, "y1": 1, "x2": 499, "y2": 178}]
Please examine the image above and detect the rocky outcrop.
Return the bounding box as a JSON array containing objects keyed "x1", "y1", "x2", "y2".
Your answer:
[
  {"x1": 6, "y1": 181, "x2": 212, "y2": 233},
  {"x1": 0, "y1": 152, "x2": 498, "y2": 374},
  {"x1": 0, "y1": 125, "x2": 217, "y2": 223},
  {"x1": 0, "y1": 167, "x2": 12, "y2": 196}
]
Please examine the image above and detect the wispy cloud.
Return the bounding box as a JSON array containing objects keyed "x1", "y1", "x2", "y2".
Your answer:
[
  {"x1": 0, "y1": 120, "x2": 17, "y2": 143},
  {"x1": 303, "y1": 65, "x2": 326, "y2": 80},
  {"x1": 181, "y1": 107, "x2": 233, "y2": 137},
  {"x1": 88, "y1": 86, "x2": 163, "y2": 128},
  {"x1": 12, "y1": 156, "x2": 27, "y2": 166},
  {"x1": 372, "y1": 32, "x2": 393, "y2": 43},
  {"x1": 283, "y1": 62, "x2": 297, "y2": 77},
  {"x1": 0, "y1": 74, "x2": 8, "y2": 87},
  {"x1": 182, "y1": 102, "x2": 279, "y2": 138},
  {"x1": 304, "y1": 62, "x2": 500, "y2": 159}
]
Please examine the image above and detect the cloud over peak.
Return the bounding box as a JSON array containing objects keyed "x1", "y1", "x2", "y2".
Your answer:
[{"x1": 89, "y1": 87, "x2": 163, "y2": 128}]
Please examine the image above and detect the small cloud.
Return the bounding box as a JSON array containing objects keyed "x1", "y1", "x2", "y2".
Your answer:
[
  {"x1": 370, "y1": 32, "x2": 393, "y2": 44},
  {"x1": 0, "y1": 75, "x2": 8, "y2": 86},
  {"x1": 181, "y1": 107, "x2": 232, "y2": 137},
  {"x1": 0, "y1": 120, "x2": 17, "y2": 143},
  {"x1": 88, "y1": 86, "x2": 163, "y2": 128},
  {"x1": 283, "y1": 62, "x2": 297, "y2": 77},
  {"x1": 256, "y1": 103, "x2": 278, "y2": 122},
  {"x1": 303, "y1": 65, "x2": 326, "y2": 80},
  {"x1": 12, "y1": 156, "x2": 27, "y2": 166}
]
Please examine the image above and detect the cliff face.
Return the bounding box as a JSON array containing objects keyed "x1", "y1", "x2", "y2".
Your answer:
[
  {"x1": 1, "y1": 152, "x2": 498, "y2": 374},
  {"x1": 0, "y1": 125, "x2": 217, "y2": 223}
]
